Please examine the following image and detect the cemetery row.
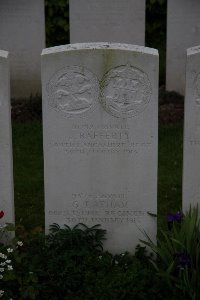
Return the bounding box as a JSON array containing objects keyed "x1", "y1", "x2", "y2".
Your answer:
[
  {"x1": 0, "y1": 0, "x2": 200, "y2": 99},
  {"x1": 1, "y1": 42, "x2": 200, "y2": 253}
]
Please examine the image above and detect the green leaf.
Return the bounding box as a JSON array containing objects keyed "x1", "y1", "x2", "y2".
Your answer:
[
  {"x1": 147, "y1": 212, "x2": 157, "y2": 218},
  {"x1": 5, "y1": 223, "x2": 15, "y2": 231}
]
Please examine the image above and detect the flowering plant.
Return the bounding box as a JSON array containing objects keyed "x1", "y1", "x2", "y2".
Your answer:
[
  {"x1": 141, "y1": 205, "x2": 200, "y2": 300},
  {"x1": 0, "y1": 210, "x2": 23, "y2": 299}
]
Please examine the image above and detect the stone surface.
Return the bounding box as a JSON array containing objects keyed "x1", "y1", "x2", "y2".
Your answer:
[
  {"x1": 69, "y1": 0, "x2": 145, "y2": 45},
  {"x1": 0, "y1": 0, "x2": 45, "y2": 100},
  {"x1": 183, "y1": 46, "x2": 200, "y2": 212},
  {"x1": 166, "y1": 0, "x2": 200, "y2": 95},
  {"x1": 42, "y1": 43, "x2": 158, "y2": 253},
  {"x1": 0, "y1": 50, "x2": 14, "y2": 229}
]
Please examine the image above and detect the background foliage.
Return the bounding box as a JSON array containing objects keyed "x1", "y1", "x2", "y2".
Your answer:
[
  {"x1": 146, "y1": 0, "x2": 167, "y2": 84},
  {"x1": 45, "y1": 0, "x2": 69, "y2": 47},
  {"x1": 45, "y1": 0, "x2": 167, "y2": 83}
]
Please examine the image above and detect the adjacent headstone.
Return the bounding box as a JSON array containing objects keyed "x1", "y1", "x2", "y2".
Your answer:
[
  {"x1": 166, "y1": 0, "x2": 200, "y2": 95},
  {"x1": 183, "y1": 46, "x2": 200, "y2": 212},
  {"x1": 0, "y1": 0, "x2": 45, "y2": 100},
  {"x1": 42, "y1": 43, "x2": 158, "y2": 253},
  {"x1": 69, "y1": 0, "x2": 145, "y2": 45},
  {"x1": 0, "y1": 50, "x2": 14, "y2": 230}
]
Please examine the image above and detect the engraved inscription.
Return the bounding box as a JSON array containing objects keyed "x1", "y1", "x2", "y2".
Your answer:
[
  {"x1": 194, "y1": 72, "x2": 200, "y2": 105},
  {"x1": 48, "y1": 192, "x2": 147, "y2": 225},
  {"x1": 50, "y1": 122, "x2": 152, "y2": 156},
  {"x1": 190, "y1": 140, "x2": 200, "y2": 146},
  {"x1": 100, "y1": 65, "x2": 152, "y2": 118},
  {"x1": 193, "y1": 73, "x2": 200, "y2": 131},
  {"x1": 47, "y1": 66, "x2": 99, "y2": 116}
]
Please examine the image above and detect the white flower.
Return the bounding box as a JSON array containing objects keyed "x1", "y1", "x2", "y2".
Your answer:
[
  {"x1": 7, "y1": 248, "x2": 13, "y2": 253},
  {"x1": 0, "y1": 268, "x2": 4, "y2": 272},
  {"x1": 5, "y1": 260, "x2": 11, "y2": 264},
  {"x1": 7, "y1": 265, "x2": 13, "y2": 271},
  {"x1": 0, "y1": 290, "x2": 4, "y2": 297},
  {"x1": 17, "y1": 241, "x2": 23, "y2": 247},
  {"x1": 0, "y1": 253, "x2": 7, "y2": 259},
  {"x1": 98, "y1": 256, "x2": 102, "y2": 260},
  {"x1": 0, "y1": 263, "x2": 5, "y2": 266},
  {"x1": 0, "y1": 275, "x2": 3, "y2": 279},
  {"x1": 115, "y1": 260, "x2": 119, "y2": 265},
  {"x1": 121, "y1": 253, "x2": 125, "y2": 257}
]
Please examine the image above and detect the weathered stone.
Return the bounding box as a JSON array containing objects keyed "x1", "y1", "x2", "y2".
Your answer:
[
  {"x1": 0, "y1": 0, "x2": 45, "y2": 99},
  {"x1": 183, "y1": 46, "x2": 200, "y2": 211},
  {"x1": 69, "y1": 0, "x2": 145, "y2": 45},
  {"x1": 42, "y1": 43, "x2": 158, "y2": 253},
  {"x1": 166, "y1": 0, "x2": 200, "y2": 95},
  {"x1": 0, "y1": 50, "x2": 14, "y2": 230}
]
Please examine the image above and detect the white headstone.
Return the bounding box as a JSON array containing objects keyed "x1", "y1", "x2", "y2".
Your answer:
[
  {"x1": 69, "y1": 0, "x2": 145, "y2": 45},
  {"x1": 183, "y1": 46, "x2": 200, "y2": 212},
  {"x1": 0, "y1": 0, "x2": 45, "y2": 100},
  {"x1": 42, "y1": 43, "x2": 158, "y2": 253},
  {"x1": 0, "y1": 50, "x2": 14, "y2": 229},
  {"x1": 166, "y1": 0, "x2": 200, "y2": 95}
]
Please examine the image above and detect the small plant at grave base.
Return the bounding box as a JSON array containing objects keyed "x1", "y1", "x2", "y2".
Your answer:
[
  {"x1": 2, "y1": 217, "x2": 197, "y2": 299},
  {"x1": 141, "y1": 205, "x2": 200, "y2": 300},
  {"x1": 0, "y1": 210, "x2": 24, "y2": 300},
  {"x1": 15, "y1": 223, "x2": 162, "y2": 299}
]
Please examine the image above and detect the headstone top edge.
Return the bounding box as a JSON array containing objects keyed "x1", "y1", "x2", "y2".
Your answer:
[
  {"x1": 0, "y1": 50, "x2": 9, "y2": 59},
  {"x1": 41, "y1": 43, "x2": 158, "y2": 56},
  {"x1": 187, "y1": 45, "x2": 200, "y2": 56}
]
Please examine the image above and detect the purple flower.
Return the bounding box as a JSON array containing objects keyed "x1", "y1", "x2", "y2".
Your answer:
[
  {"x1": 167, "y1": 211, "x2": 183, "y2": 222},
  {"x1": 167, "y1": 211, "x2": 183, "y2": 230},
  {"x1": 174, "y1": 253, "x2": 191, "y2": 270}
]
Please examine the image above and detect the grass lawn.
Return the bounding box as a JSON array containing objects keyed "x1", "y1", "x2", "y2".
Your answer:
[
  {"x1": 158, "y1": 121, "x2": 183, "y2": 228},
  {"x1": 12, "y1": 119, "x2": 183, "y2": 231},
  {"x1": 12, "y1": 120, "x2": 44, "y2": 230}
]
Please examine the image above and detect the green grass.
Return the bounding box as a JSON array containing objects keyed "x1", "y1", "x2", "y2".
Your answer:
[
  {"x1": 12, "y1": 119, "x2": 184, "y2": 231},
  {"x1": 158, "y1": 122, "x2": 183, "y2": 228},
  {"x1": 12, "y1": 120, "x2": 44, "y2": 229}
]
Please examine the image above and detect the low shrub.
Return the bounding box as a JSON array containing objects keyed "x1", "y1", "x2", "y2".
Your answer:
[
  {"x1": 1, "y1": 207, "x2": 199, "y2": 299},
  {"x1": 142, "y1": 205, "x2": 200, "y2": 300}
]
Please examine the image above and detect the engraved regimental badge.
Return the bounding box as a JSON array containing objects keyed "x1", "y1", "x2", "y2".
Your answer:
[
  {"x1": 47, "y1": 66, "x2": 99, "y2": 117},
  {"x1": 100, "y1": 65, "x2": 152, "y2": 118}
]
